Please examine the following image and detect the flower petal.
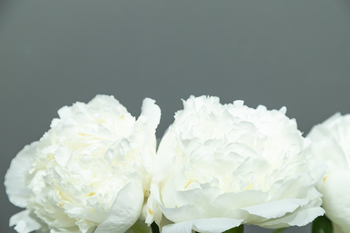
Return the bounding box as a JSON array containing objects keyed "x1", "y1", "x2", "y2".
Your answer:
[
  {"x1": 5, "y1": 143, "x2": 35, "y2": 208},
  {"x1": 210, "y1": 190, "x2": 268, "y2": 217},
  {"x1": 140, "y1": 98, "x2": 161, "y2": 131},
  {"x1": 162, "y1": 221, "x2": 193, "y2": 233},
  {"x1": 162, "y1": 218, "x2": 243, "y2": 233},
  {"x1": 95, "y1": 181, "x2": 144, "y2": 233},
  {"x1": 333, "y1": 223, "x2": 346, "y2": 233},
  {"x1": 152, "y1": 183, "x2": 208, "y2": 223},
  {"x1": 259, "y1": 204, "x2": 324, "y2": 228},
  {"x1": 319, "y1": 168, "x2": 350, "y2": 231},
  {"x1": 10, "y1": 210, "x2": 42, "y2": 233},
  {"x1": 160, "y1": 204, "x2": 208, "y2": 223},
  {"x1": 174, "y1": 186, "x2": 221, "y2": 209},
  {"x1": 192, "y1": 218, "x2": 243, "y2": 233},
  {"x1": 241, "y1": 198, "x2": 309, "y2": 219},
  {"x1": 309, "y1": 138, "x2": 348, "y2": 170}
]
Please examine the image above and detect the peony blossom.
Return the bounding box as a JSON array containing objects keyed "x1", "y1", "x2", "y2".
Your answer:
[
  {"x1": 5, "y1": 95, "x2": 160, "y2": 233},
  {"x1": 148, "y1": 95, "x2": 325, "y2": 233},
  {"x1": 307, "y1": 113, "x2": 350, "y2": 233}
]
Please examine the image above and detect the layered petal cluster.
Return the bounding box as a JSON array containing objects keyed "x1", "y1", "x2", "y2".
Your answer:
[
  {"x1": 149, "y1": 96, "x2": 325, "y2": 233},
  {"x1": 307, "y1": 113, "x2": 350, "y2": 233},
  {"x1": 5, "y1": 95, "x2": 160, "y2": 233}
]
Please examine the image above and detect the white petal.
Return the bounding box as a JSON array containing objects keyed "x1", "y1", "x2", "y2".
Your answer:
[
  {"x1": 307, "y1": 113, "x2": 341, "y2": 141},
  {"x1": 95, "y1": 182, "x2": 144, "y2": 233},
  {"x1": 333, "y1": 223, "x2": 346, "y2": 233},
  {"x1": 309, "y1": 139, "x2": 348, "y2": 170},
  {"x1": 162, "y1": 218, "x2": 243, "y2": 233},
  {"x1": 260, "y1": 205, "x2": 324, "y2": 228},
  {"x1": 319, "y1": 168, "x2": 350, "y2": 230},
  {"x1": 159, "y1": 215, "x2": 174, "y2": 232},
  {"x1": 10, "y1": 210, "x2": 42, "y2": 233},
  {"x1": 152, "y1": 146, "x2": 177, "y2": 184},
  {"x1": 192, "y1": 218, "x2": 243, "y2": 233},
  {"x1": 210, "y1": 190, "x2": 268, "y2": 217},
  {"x1": 257, "y1": 197, "x2": 324, "y2": 228},
  {"x1": 140, "y1": 98, "x2": 161, "y2": 131},
  {"x1": 162, "y1": 221, "x2": 194, "y2": 233},
  {"x1": 54, "y1": 146, "x2": 70, "y2": 166},
  {"x1": 160, "y1": 204, "x2": 208, "y2": 223},
  {"x1": 148, "y1": 183, "x2": 165, "y2": 226},
  {"x1": 152, "y1": 185, "x2": 208, "y2": 223},
  {"x1": 144, "y1": 195, "x2": 162, "y2": 226},
  {"x1": 150, "y1": 183, "x2": 162, "y2": 205},
  {"x1": 174, "y1": 186, "x2": 221, "y2": 210},
  {"x1": 285, "y1": 207, "x2": 324, "y2": 227},
  {"x1": 5, "y1": 143, "x2": 35, "y2": 208},
  {"x1": 241, "y1": 198, "x2": 309, "y2": 219}
]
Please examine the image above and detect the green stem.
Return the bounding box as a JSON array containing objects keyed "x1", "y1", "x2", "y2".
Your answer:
[{"x1": 272, "y1": 228, "x2": 287, "y2": 233}]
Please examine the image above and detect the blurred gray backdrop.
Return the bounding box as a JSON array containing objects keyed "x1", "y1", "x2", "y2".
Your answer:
[{"x1": 1, "y1": 0, "x2": 350, "y2": 232}]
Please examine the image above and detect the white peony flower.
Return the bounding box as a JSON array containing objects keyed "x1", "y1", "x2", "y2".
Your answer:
[
  {"x1": 307, "y1": 113, "x2": 350, "y2": 233},
  {"x1": 5, "y1": 95, "x2": 161, "y2": 233},
  {"x1": 148, "y1": 95, "x2": 325, "y2": 233}
]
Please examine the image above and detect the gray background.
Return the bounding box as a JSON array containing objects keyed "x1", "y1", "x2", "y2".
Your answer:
[{"x1": 1, "y1": 0, "x2": 350, "y2": 232}]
